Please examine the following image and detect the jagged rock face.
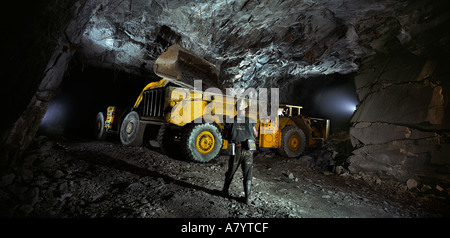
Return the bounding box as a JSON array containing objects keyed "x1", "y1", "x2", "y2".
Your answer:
[
  {"x1": 80, "y1": 0, "x2": 391, "y2": 88},
  {"x1": 349, "y1": 0, "x2": 450, "y2": 181},
  {"x1": 2, "y1": 0, "x2": 450, "y2": 182},
  {"x1": 347, "y1": 0, "x2": 450, "y2": 181},
  {"x1": 349, "y1": 48, "x2": 450, "y2": 181}
]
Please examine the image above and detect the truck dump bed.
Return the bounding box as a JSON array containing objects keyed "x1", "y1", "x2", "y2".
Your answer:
[{"x1": 153, "y1": 44, "x2": 220, "y2": 90}]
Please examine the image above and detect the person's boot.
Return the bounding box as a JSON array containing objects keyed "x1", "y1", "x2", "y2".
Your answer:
[
  {"x1": 222, "y1": 182, "x2": 230, "y2": 197},
  {"x1": 244, "y1": 181, "x2": 252, "y2": 205}
]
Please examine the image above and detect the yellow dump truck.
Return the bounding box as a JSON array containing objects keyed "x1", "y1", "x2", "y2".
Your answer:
[{"x1": 95, "y1": 44, "x2": 330, "y2": 162}]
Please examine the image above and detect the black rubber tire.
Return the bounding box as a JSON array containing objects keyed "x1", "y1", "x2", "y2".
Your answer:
[
  {"x1": 278, "y1": 125, "x2": 306, "y2": 158},
  {"x1": 95, "y1": 112, "x2": 107, "y2": 140},
  {"x1": 181, "y1": 123, "x2": 223, "y2": 162},
  {"x1": 157, "y1": 124, "x2": 181, "y2": 158},
  {"x1": 120, "y1": 111, "x2": 145, "y2": 146}
]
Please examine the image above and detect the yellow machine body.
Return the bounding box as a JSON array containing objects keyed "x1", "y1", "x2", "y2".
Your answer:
[
  {"x1": 258, "y1": 105, "x2": 330, "y2": 149},
  {"x1": 133, "y1": 78, "x2": 169, "y2": 108}
]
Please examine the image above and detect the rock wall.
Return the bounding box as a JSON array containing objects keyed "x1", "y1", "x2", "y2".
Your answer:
[{"x1": 349, "y1": 24, "x2": 450, "y2": 182}]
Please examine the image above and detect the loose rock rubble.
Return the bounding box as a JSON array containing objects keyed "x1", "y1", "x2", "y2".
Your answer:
[{"x1": 1, "y1": 132, "x2": 449, "y2": 218}]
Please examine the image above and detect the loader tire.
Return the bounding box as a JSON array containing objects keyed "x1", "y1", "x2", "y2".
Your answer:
[
  {"x1": 120, "y1": 111, "x2": 145, "y2": 146},
  {"x1": 278, "y1": 126, "x2": 306, "y2": 158},
  {"x1": 95, "y1": 112, "x2": 106, "y2": 140},
  {"x1": 181, "y1": 123, "x2": 223, "y2": 162},
  {"x1": 157, "y1": 124, "x2": 181, "y2": 158}
]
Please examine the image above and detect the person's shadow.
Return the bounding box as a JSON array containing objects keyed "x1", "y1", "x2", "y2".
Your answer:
[{"x1": 73, "y1": 149, "x2": 243, "y2": 202}]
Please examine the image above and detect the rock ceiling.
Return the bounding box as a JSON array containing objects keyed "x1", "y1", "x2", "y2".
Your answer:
[{"x1": 80, "y1": 0, "x2": 447, "y2": 89}]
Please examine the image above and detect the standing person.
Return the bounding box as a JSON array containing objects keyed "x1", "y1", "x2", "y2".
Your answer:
[{"x1": 222, "y1": 99, "x2": 258, "y2": 205}]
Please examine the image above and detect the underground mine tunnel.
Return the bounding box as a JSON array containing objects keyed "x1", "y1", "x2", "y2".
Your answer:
[{"x1": 1, "y1": 0, "x2": 450, "y2": 220}]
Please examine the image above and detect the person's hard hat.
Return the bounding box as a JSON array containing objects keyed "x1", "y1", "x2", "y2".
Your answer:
[{"x1": 237, "y1": 99, "x2": 248, "y2": 110}]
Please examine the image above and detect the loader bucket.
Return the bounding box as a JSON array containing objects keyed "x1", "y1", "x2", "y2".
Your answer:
[{"x1": 153, "y1": 44, "x2": 220, "y2": 89}]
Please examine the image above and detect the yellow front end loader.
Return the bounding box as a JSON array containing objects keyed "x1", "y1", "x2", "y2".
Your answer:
[{"x1": 258, "y1": 104, "x2": 330, "y2": 157}]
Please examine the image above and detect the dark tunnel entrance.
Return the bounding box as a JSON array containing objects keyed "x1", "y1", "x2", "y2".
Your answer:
[
  {"x1": 280, "y1": 73, "x2": 359, "y2": 132},
  {"x1": 38, "y1": 64, "x2": 155, "y2": 139}
]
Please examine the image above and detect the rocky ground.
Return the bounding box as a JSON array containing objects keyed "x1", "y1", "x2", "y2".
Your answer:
[{"x1": 1, "y1": 131, "x2": 449, "y2": 220}]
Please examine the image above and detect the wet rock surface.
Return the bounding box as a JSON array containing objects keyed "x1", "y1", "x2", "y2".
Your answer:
[{"x1": 1, "y1": 132, "x2": 449, "y2": 218}]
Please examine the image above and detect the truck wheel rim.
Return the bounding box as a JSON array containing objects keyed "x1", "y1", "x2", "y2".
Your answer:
[
  {"x1": 196, "y1": 131, "x2": 215, "y2": 154},
  {"x1": 126, "y1": 121, "x2": 134, "y2": 134},
  {"x1": 97, "y1": 121, "x2": 102, "y2": 131},
  {"x1": 288, "y1": 134, "x2": 300, "y2": 151}
]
